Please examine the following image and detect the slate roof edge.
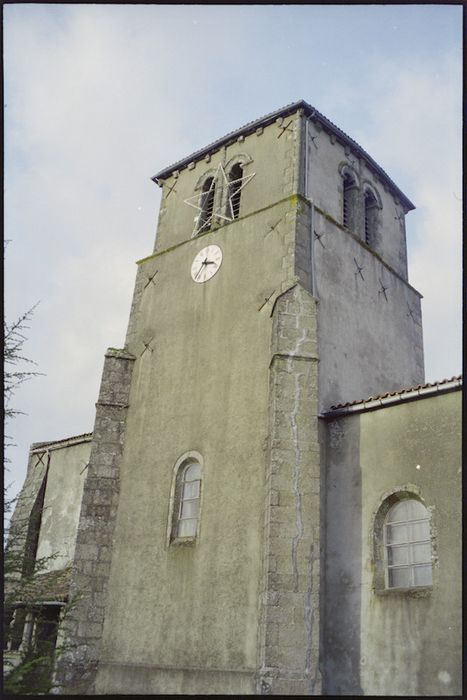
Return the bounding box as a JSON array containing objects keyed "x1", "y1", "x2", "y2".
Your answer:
[
  {"x1": 320, "y1": 375, "x2": 462, "y2": 418},
  {"x1": 151, "y1": 99, "x2": 415, "y2": 211},
  {"x1": 30, "y1": 432, "x2": 93, "y2": 452}
]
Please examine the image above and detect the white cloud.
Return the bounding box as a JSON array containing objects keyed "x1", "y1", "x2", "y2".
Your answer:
[{"x1": 351, "y1": 50, "x2": 462, "y2": 380}]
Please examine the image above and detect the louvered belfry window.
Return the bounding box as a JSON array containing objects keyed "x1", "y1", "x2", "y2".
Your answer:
[
  {"x1": 198, "y1": 177, "x2": 215, "y2": 232},
  {"x1": 343, "y1": 173, "x2": 353, "y2": 228},
  {"x1": 364, "y1": 189, "x2": 377, "y2": 245},
  {"x1": 228, "y1": 163, "x2": 243, "y2": 219}
]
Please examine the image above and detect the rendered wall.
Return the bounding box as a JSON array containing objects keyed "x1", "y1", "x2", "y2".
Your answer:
[
  {"x1": 295, "y1": 113, "x2": 424, "y2": 412},
  {"x1": 311, "y1": 205, "x2": 424, "y2": 411},
  {"x1": 302, "y1": 116, "x2": 409, "y2": 279},
  {"x1": 35, "y1": 442, "x2": 90, "y2": 572},
  {"x1": 94, "y1": 112, "x2": 310, "y2": 694},
  {"x1": 322, "y1": 389, "x2": 462, "y2": 696},
  {"x1": 7, "y1": 439, "x2": 91, "y2": 579},
  {"x1": 7, "y1": 449, "x2": 50, "y2": 580},
  {"x1": 54, "y1": 103, "x2": 433, "y2": 695}
]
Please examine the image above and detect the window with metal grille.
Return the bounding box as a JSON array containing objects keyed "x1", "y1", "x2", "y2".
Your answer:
[
  {"x1": 176, "y1": 462, "x2": 201, "y2": 538},
  {"x1": 227, "y1": 163, "x2": 243, "y2": 219},
  {"x1": 198, "y1": 177, "x2": 215, "y2": 233},
  {"x1": 384, "y1": 499, "x2": 432, "y2": 588}
]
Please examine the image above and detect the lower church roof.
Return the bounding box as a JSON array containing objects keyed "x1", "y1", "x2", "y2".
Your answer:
[
  {"x1": 7, "y1": 567, "x2": 72, "y2": 606},
  {"x1": 323, "y1": 375, "x2": 462, "y2": 417}
]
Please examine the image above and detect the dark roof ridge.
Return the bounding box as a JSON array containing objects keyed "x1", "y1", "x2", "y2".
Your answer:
[{"x1": 151, "y1": 99, "x2": 414, "y2": 211}]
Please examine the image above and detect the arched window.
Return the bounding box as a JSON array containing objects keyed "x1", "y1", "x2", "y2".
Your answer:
[
  {"x1": 177, "y1": 462, "x2": 201, "y2": 538},
  {"x1": 198, "y1": 177, "x2": 215, "y2": 233},
  {"x1": 342, "y1": 173, "x2": 355, "y2": 229},
  {"x1": 364, "y1": 189, "x2": 378, "y2": 246},
  {"x1": 384, "y1": 499, "x2": 432, "y2": 588},
  {"x1": 227, "y1": 163, "x2": 243, "y2": 220},
  {"x1": 168, "y1": 455, "x2": 203, "y2": 543}
]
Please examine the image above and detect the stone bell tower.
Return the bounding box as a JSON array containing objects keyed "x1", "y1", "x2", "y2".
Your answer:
[{"x1": 55, "y1": 101, "x2": 423, "y2": 695}]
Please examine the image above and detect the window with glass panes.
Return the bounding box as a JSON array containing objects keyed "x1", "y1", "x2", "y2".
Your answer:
[
  {"x1": 384, "y1": 499, "x2": 432, "y2": 588},
  {"x1": 177, "y1": 462, "x2": 201, "y2": 538}
]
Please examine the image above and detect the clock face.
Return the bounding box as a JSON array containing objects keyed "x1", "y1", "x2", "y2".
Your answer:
[{"x1": 190, "y1": 244, "x2": 223, "y2": 283}]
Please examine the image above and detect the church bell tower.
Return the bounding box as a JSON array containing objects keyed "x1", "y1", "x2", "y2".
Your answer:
[{"x1": 55, "y1": 101, "x2": 424, "y2": 695}]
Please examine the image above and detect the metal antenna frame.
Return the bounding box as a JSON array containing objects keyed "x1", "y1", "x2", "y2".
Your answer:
[{"x1": 184, "y1": 163, "x2": 255, "y2": 237}]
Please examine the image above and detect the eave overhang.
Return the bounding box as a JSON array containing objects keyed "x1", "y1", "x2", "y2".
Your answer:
[
  {"x1": 151, "y1": 99, "x2": 415, "y2": 211},
  {"x1": 320, "y1": 376, "x2": 462, "y2": 419}
]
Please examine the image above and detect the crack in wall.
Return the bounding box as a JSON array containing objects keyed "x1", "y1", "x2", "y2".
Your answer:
[
  {"x1": 289, "y1": 364, "x2": 304, "y2": 592},
  {"x1": 289, "y1": 321, "x2": 308, "y2": 592},
  {"x1": 305, "y1": 542, "x2": 320, "y2": 694},
  {"x1": 288, "y1": 298, "x2": 320, "y2": 692},
  {"x1": 304, "y1": 542, "x2": 314, "y2": 689},
  {"x1": 260, "y1": 287, "x2": 320, "y2": 694},
  {"x1": 257, "y1": 334, "x2": 281, "y2": 687}
]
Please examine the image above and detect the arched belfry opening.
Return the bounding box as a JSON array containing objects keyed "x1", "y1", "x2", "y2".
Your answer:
[
  {"x1": 198, "y1": 177, "x2": 215, "y2": 232},
  {"x1": 227, "y1": 163, "x2": 243, "y2": 219},
  {"x1": 342, "y1": 172, "x2": 356, "y2": 229},
  {"x1": 364, "y1": 189, "x2": 378, "y2": 246}
]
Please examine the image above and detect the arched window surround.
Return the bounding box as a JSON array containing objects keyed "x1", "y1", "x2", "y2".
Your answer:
[
  {"x1": 362, "y1": 181, "x2": 382, "y2": 209},
  {"x1": 194, "y1": 169, "x2": 217, "y2": 192},
  {"x1": 224, "y1": 153, "x2": 253, "y2": 173},
  {"x1": 362, "y1": 181, "x2": 382, "y2": 247},
  {"x1": 371, "y1": 486, "x2": 435, "y2": 595},
  {"x1": 166, "y1": 451, "x2": 204, "y2": 546}
]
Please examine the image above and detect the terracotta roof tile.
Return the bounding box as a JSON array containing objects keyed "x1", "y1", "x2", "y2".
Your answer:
[
  {"x1": 6, "y1": 567, "x2": 72, "y2": 604},
  {"x1": 327, "y1": 375, "x2": 462, "y2": 413}
]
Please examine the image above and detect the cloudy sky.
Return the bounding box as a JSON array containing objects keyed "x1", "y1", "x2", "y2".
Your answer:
[{"x1": 4, "y1": 4, "x2": 462, "y2": 500}]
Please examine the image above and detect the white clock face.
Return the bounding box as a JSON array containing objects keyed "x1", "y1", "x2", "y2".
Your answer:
[{"x1": 191, "y1": 244, "x2": 223, "y2": 283}]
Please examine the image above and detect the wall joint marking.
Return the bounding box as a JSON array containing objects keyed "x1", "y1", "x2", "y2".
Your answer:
[
  {"x1": 143, "y1": 270, "x2": 158, "y2": 290},
  {"x1": 277, "y1": 119, "x2": 294, "y2": 138},
  {"x1": 353, "y1": 257, "x2": 364, "y2": 280},
  {"x1": 314, "y1": 230, "x2": 325, "y2": 248},
  {"x1": 378, "y1": 278, "x2": 389, "y2": 301}
]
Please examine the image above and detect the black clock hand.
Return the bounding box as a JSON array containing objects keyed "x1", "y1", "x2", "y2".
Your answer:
[{"x1": 195, "y1": 263, "x2": 205, "y2": 280}]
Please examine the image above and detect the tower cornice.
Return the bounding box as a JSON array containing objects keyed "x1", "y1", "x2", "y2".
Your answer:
[{"x1": 151, "y1": 100, "x2": 415, "y2": 212}]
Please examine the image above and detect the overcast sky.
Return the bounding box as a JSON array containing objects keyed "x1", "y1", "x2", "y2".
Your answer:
[{"x1": 4, "y1": 4, "x2": 462, "y2": 501}]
